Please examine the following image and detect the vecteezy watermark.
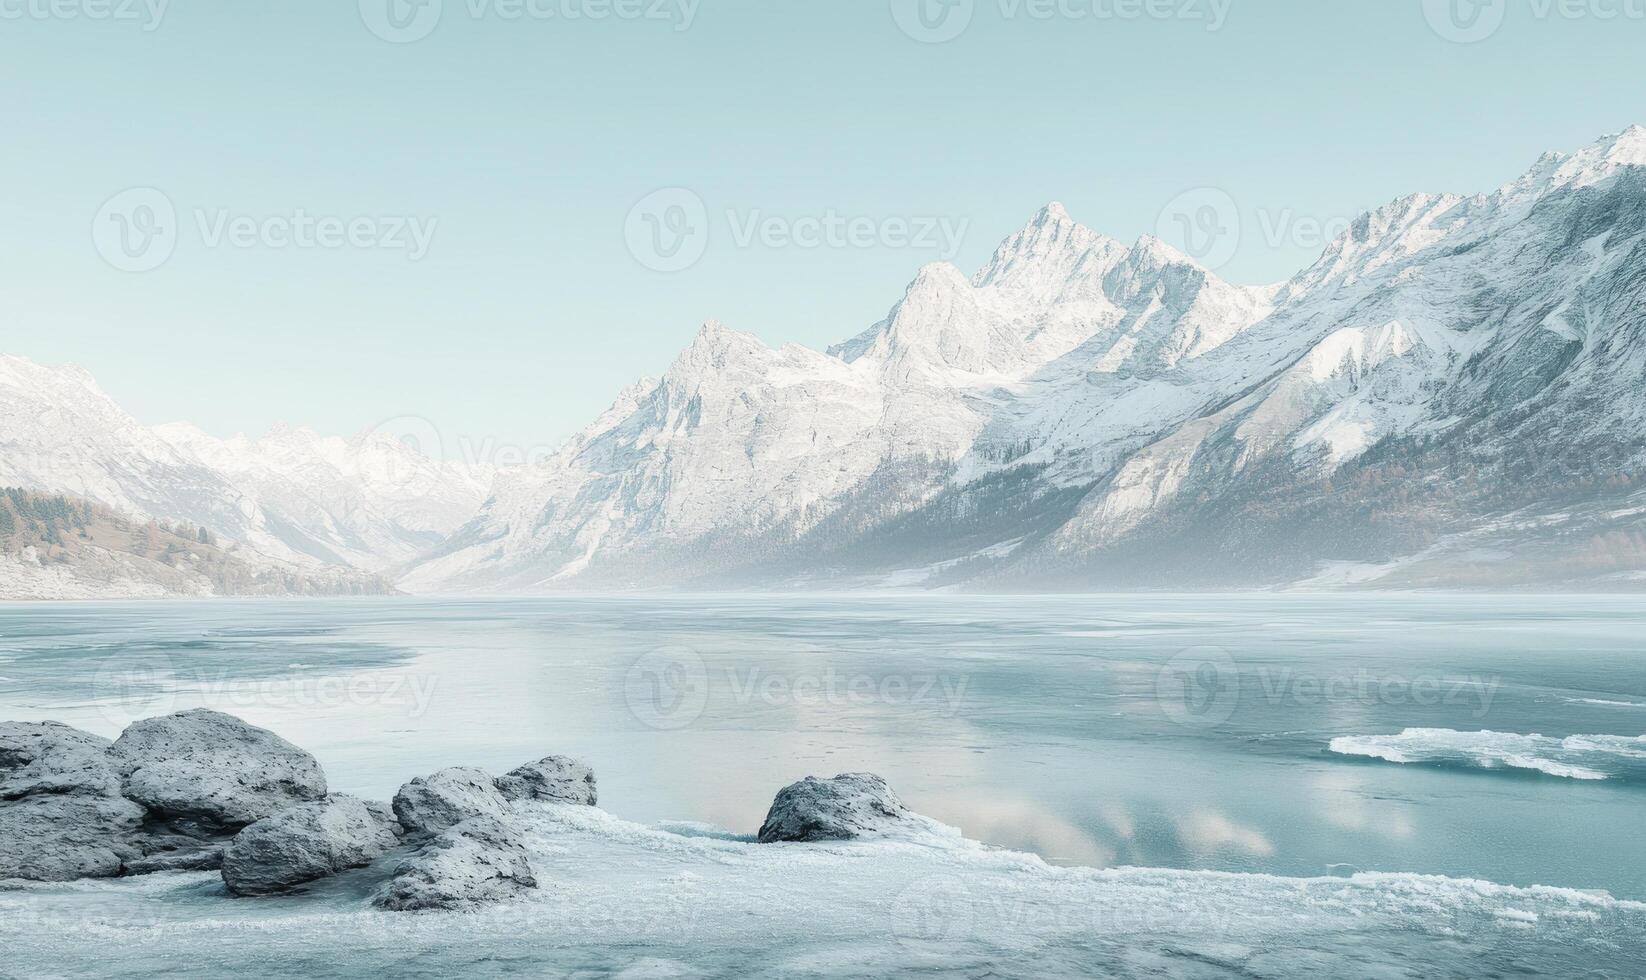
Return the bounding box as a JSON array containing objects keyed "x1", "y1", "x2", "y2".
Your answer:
[
  {"x1": 624, "y1": 187, "x2": 971, "y2": 273},
  {"x1": 1154, "y1": 186, "x2": 1355, "y2": 272},
  {"x1": 624, "y1": 647, "x2": 711, "y2": 731},
  {"x1": 1156, "y1": 647, "x2": 1241, "y2": 726},
  {"x1": 358, "y1": 0, "x2": 700, "y2": 43},
  {"x1": 356, "y1": 413, "x2": 571, "y2": 492},
  {"x1": 92, "y1": 188, "x2": 438, "y2": 272},
  {"x1": 621, "y1": 648, "x2": 973, "y2": 730},
  {"x1": 624, "y1": 187, "x2": 710, "y2": 274},
  {"x1": 90, "y1": 652, "x2": 440, "y2": 728},
  {"x1": 0, "y1": 0, "x2": 168, "y2": 30},
  {"x1": 891, "y1": 0, "x2": 1231, "y2": 43},
  {"x1": 725, "y1": 668, "x2": 971, "y2": 713},
  {"x1": 1422, "y1": 0, "x2": 1646, "y2": 43},
  {"x1": 91, "y1": 652, "x2": 178, "y2": 728},
  {"x1": 891, "y1": 0, "x2": 976, "y2": 42},
  {"x1": 888, "y1": 874, "x2": 1246, "y2": 947},
  {"x1": 1154, "y1": 646, "x2": 1503, "y2": 728},
  {"x1": 92, "y1": 188, "x2": 178, "y2": 273},
  {"x1": 358, "y1": 415, "x2": 453, "y2": 497}
]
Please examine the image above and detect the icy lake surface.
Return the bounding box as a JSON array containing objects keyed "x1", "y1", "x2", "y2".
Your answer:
[{"x1": 1, "y1": 594, "x2": 1643, "y2": 977}]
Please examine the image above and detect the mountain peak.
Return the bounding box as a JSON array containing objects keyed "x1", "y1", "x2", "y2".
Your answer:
[
  {"x1": 1129, "y1": 234, "x2": 1193, "y2": 267},
  {"x1": 1511, "y1": 124, "x2": 1646, "y2": 196},
  {"x1": 666, "y1": 319, "x2": 768, "y2": 382},
  {"x1": 1600, "y1": 123, "x2": 1646, "y2": 161},
  {"x1": 1034, "y1": 201, "x2": 1072, "y2": 224},
  {"x1": 973, "y1": 202, "x2": 1118, "y2": 291}
]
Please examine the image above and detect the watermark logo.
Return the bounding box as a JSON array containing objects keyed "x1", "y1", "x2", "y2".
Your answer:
[
  {"x1": 92, "y1": 188, "x2": 438, "y2": 272},
  {"x1": 360, "y1": 414, "x2": 450, "y2": 496},
  {"x1": 90, "y1": 652, "x2": 176, "y2": 728},
  {"x1": 891, "y1": 0, "x2": 976, "y2": 42},
  {"x1": 890, "y1": 875, "x2": 978, "y2": 946},
  {"x1": 625, "y1": 187, "x2": 710, "y2": 273},
  {"x1": 0, "y1": 0, "x2": 168, "y2": 30},
  {"x1": 1423, "y1": 0, "x2": 1646, "y2": 43},
  {"x1": 995, "y1": 0, "x2": 1232, "y2": 29},
  {"x1": 1155, "y1": 186, "x2": 1240, "y2": 271},
  {"x1": 90, "y1": 655, "x2": 440, "y2": 726},
  {"x1": 92, "y1": 187, "x2": 178, "y2": 273},
  {"x1": 1155, "y1": 647, "x2": 1503, "y2": 727},
  {"x1": 360, "y1": 0, "x2": 444, "y2": 43},
  {"x1": 360, "y1": 0, "x2": 700, "y2": 42},
  {"x1": 1422, "y1": 0, "x2": 1507, "y2": 42},
  {"x1": 1156, "y1": 646, "x2": 1240, "y2": 726},
  {"x1": 1155, "y1": 186, "x2": 1356, "y2": 272},
  {"x1": 624, "y1": 188, "x2": 971, "y2": 273},
  {"x1": 725, "y1": 668, "x2": 970, "y2": 714},
  {"x1": 623, "y1": 646, "x2": 710, "y2": 730},
  {"x1": 892, "y1": 0, "x2": 1231, "y2": 41}
]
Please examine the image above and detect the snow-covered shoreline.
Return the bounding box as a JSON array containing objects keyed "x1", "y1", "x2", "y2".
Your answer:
[{"x1": 4, "y1": 801, "x2": 1643, "y2": 978}]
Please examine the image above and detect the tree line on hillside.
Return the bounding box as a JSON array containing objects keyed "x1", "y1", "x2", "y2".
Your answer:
[{"x1": 0, "y1": 487, "x2": 215, "y2": 559}]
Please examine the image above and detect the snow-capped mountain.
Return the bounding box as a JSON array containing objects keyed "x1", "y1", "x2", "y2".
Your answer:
[
  {"x1": 0, "y1": 356, "x2": 493, "y2": 594},
  {"x1": 408, "y1": 127, "x2": 1646, "y2": 592},
  {"x1": 155, "y1": 422, "x2": 492, "y2": 571},
  {"x1": 0, "y1": 355, "x2": 281, "y2": 556}
]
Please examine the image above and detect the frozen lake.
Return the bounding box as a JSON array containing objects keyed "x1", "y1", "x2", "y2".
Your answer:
[{"x1": 2, "y1": 595, "x2": 1643, "y2": 976}]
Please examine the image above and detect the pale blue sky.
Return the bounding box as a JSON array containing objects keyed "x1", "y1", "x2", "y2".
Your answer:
[{"x1": 3, "y1": 1, "x2": 1644, "y2": 457}]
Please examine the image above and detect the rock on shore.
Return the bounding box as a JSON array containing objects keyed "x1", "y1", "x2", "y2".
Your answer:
[
  {"x1": 108, "y1": 709, "x2": 327, "y2": 836},
  {"x1": 372, "y1": 815, "x2": 538, "y2": 911},
  {"x1": 0, "y1": 721, "x2": 145, "y2": 881},
  {"x1": 757, "y1": 773, "x2": 912, "y2": 843},
  {"x1": 221, "y1": 794, "x2": 399, "y2": 896},
  {"x1": 495, "y1": 756, "x2": 597, "y2": 806}
]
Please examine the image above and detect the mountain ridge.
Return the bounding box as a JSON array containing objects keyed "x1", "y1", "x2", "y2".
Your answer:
[
  {"x1": 404, "y1": 127, "x2": 1646, "y2": 593},
  {"x1": 7, "y1": 127, "x2": 1646, "y2": 596}
]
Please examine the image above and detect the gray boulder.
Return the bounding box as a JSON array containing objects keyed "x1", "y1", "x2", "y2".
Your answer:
[
  {"x1": 495, "y1": 756, "x2": 597, "y2": 806},
  {"x1": 392, "y1": 767, "x2": 508, "y2": 836},
  {"x1": 757, "y1": 773, "x2": 912, "y2": 843},
  {"x1": 0, "y1": 721, "x2": 122, "y2": 799},
  {"x1": 0, "y1": 721, "x2": 145, "y2": 881},
  {"x1": 372, "y1": 815, "x2": 537, "y2": 911},
  {"x1": 108, "y1": 709, "x2": 327, "y2": 836},
  {"x1": 221, "y1": 794, "x2": 399, "y2": 896},
  {"x1": 362, "y1": 798, "x2": 406, "y2": 838},
  {"x1": 0, "y1": 793, "x2": 145, "y2": 881}
]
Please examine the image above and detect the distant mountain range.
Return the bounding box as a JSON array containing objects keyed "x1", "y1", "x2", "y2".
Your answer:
[
  {"x1": 6, "y1": 128, "x2": 1646, "y2": 597},
  {"x1": 0, "y1": 355, "x2": 486, "y2": 597}
]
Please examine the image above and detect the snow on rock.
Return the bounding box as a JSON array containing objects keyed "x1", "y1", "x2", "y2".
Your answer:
[
  {"x1": 495, "y1": 756, "x2": 597, "y2": 806},
  {"x1": 391, "y1": 767, "x2": 510, "y2": 836},
  {"x1": 108, "y1": 709, "x2": 328, "y2": 836},
  {"x1": 372, "y1": 814, "x2": 538, "y2": 911},
  {"x1": 757, "y1": 773, "x2": 914, "y2": 843}
]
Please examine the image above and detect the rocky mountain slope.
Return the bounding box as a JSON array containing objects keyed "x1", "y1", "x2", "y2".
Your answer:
[
  {"x1": 154, "y1": 422, "x2": 491, "y2": 572},
  {"x1": 0, "y1": 356, "x2": 486, "y2": 596},
  {"x1": 406, "y1": 127, "x2": 1646, "y2": 592},
  {"x1": 0, "y1": 487, "x2": 392, "y2": 599}
]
